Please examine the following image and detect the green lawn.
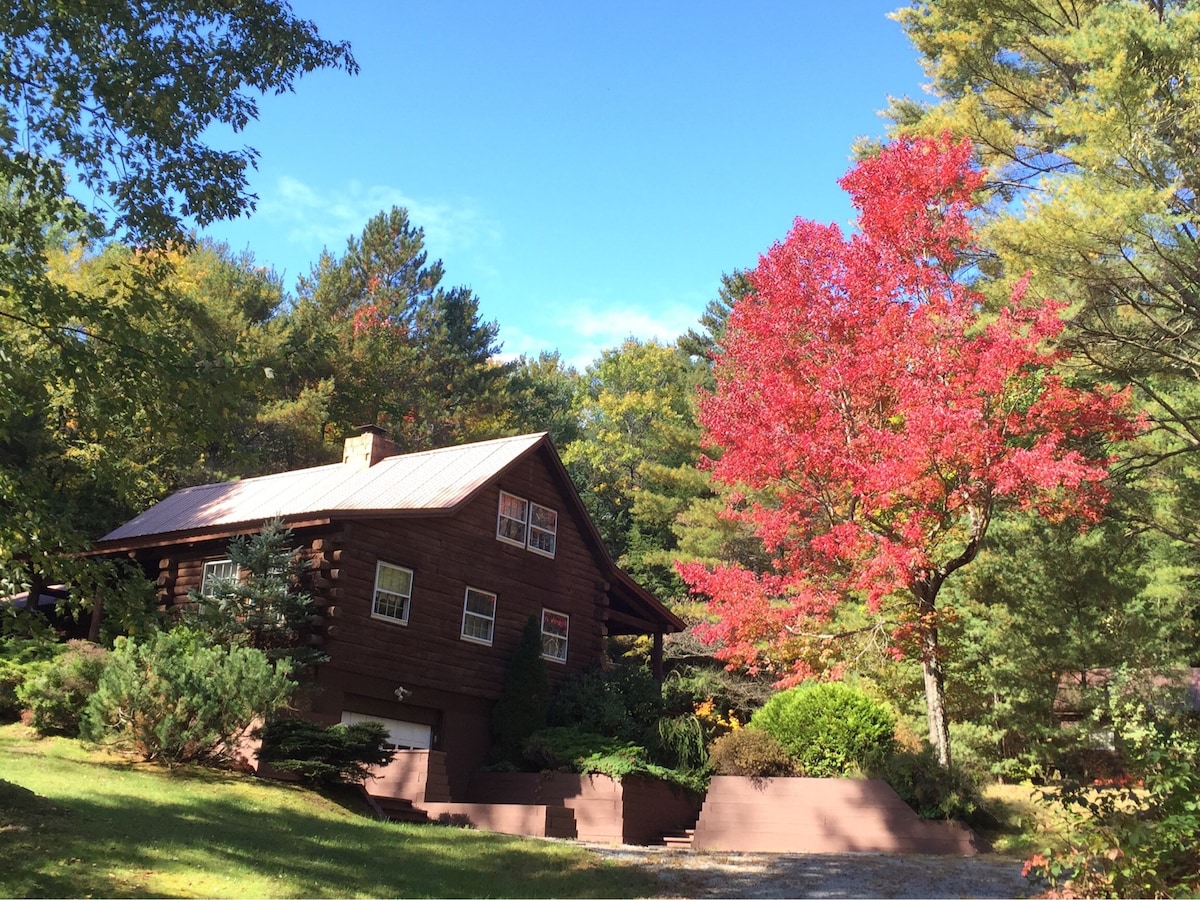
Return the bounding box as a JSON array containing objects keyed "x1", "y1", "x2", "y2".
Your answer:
[{"x1": 0, "y1": 724, "x2": 659, "y2": 898}]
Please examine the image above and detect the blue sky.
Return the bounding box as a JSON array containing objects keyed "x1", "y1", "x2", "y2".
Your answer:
[{"x1": 202, "y1": 2, "x2": 928, "y2": 369}]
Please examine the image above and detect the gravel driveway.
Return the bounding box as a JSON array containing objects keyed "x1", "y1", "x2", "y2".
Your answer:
[{"x1": 587, "y1": 845, "x2": 1035, "y2": 898}]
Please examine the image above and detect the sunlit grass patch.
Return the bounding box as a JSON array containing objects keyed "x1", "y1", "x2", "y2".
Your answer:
[{"x1": 0, "y1": 723, "x2": 657, "y2": 898}]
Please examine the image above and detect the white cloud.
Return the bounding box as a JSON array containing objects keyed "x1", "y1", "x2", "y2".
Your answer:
[
  {"x1": 258, "y1": 176, "x2": 501, "y2": 261},
  {"x1": 500, "y1": 298, "x2": 703, "y2": 370}
]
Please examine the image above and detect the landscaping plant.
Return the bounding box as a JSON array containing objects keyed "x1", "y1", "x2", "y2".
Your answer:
[
  {"x1": 750, "y1": 681, "x2": 896, "y2": 777},
  {"x1": 707, "y1": 727, "x2": 799, "y2": 777},
  {"x1": 490, "y1": 614, "x2": 550, "y2": 765},
  {"x1": 81, "y1": 627, "x2": 292, "y2": 764},
  {"x1": 16, "y1": 640, "x2": 107, "y2": 736},
  {"x1": 256, "y1": 718, "x2": 395, "y2": 784},
  {"x1": 0, "y1": 627, "x2": 62, "y2": 721},
  {"x1": 183, "y1": 519, "x2": 326, "y2": 671}
]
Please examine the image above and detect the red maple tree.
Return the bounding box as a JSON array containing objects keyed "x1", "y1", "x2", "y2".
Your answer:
[{"x1": 678, "y1": 136, "x2": 1138, "y2": 767}]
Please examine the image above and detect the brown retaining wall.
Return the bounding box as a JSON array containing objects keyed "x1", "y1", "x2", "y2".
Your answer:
[
  {"x1": 365, "y1": 750, "x2": 452, "y2": 803},
  {"x1": 419, "y1": 802, "x2": 577, "y2": 839},
  {"x1": 466, "y1": 772, "x2": 702, "y2": 844},
  {"x1": 690, "y1": 776, "x2": 979, "y2": 855}
]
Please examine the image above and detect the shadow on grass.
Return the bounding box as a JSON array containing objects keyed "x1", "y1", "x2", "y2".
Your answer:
[{"x1": 1, "y1": 754, "x2": 658, "y2": 899}]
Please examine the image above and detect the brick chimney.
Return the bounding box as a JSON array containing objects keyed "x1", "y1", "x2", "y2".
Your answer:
[{"x1": 342, "y1": 425, "x2": 400, "y2": 470}]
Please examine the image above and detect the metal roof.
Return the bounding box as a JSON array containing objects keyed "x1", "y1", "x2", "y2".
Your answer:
[{"x1": 99, "y1": 433, "x2": 548, "y2": 544}]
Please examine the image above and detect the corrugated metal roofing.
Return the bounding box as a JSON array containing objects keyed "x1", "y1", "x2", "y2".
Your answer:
[{"x1": 99, "y1": 433, "x2": 548, "y2": 544}]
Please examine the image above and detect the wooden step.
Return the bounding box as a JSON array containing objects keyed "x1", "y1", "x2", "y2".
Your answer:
[{"x1": 661, "y1": 828, "x2": 694, "y2": 849}]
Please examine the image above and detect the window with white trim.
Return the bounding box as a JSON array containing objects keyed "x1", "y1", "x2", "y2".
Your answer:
[
  {"x1": 200, "y1": 559, "x2": 238, "y2": 597},
  {"x1": 528, "y1": 503, "x2": 558, "y2": 557},
  {"x1": 460, "y1": 587, "x2": 496, "y2": 645},
  {"x1": 372, "y1": 561, "x2": 413, "y2": 624},
  {"x1": 497, "y1": 491, "x2": 529, "y2": 546},
  {"x1": 497, "y1": 491, "x2": 558, "y2": 558},
  {"x1": 540, "y1": 608, "x2": 569, "y2": 662}
]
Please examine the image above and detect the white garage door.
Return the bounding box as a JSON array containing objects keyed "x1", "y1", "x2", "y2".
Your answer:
[{"x1": 340, "y1": 712, "x2": 432, "y2": 750}]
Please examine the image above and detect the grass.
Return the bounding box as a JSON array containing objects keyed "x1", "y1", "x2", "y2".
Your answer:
[
  {"x1": 0, "y1": 723, "x2": 659, "y2": 898},
  {"x1": 978, "y1": 780, "x2": 1077, "y2": 858}
]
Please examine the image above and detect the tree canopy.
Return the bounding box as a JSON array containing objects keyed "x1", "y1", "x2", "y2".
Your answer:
[
  {"x1": 0, "y1": 0, "x2": 355, "y2": 599},
  {"x1": 679, "y1": 135, "x2": 1137, "y2": 766}
]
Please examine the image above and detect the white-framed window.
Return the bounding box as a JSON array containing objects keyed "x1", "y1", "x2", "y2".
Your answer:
[
  {"x1": 497, "y1": 491, "x2": 558, "y2": 558},
  {"x1": 460, "y1": 587, "x2": 497, "y2": 645},
  {"x1": 528, "y1": 503, "x2": 558, "y2": 557},
  {"x1": 540, "y1": 608, "x2": 569, "y2": 663},
  {"x1": 200, "y1": 559, "x2": 239, "y2": 597},
  {"x1": 497, "y1": 491, "x2": 529, "y2": 547},
  {"x1": 372, "y1": 561, "x2": 413, "y2": 624}
]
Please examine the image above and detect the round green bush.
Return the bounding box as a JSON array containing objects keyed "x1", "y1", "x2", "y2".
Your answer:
[
  {"x1": 749, "y1": 682, "x2": 896, "y2": 777},
  {"x1": 708, "y1": 727, "x2": 800, "y2": 777}
]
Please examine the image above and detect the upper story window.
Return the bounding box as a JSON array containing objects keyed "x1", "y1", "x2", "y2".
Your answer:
[
  {"x1": 200, "y1": 559, "x2": 239, "y2": 597},
  {"x1": 460, "y1": 587, "x2": 497, "y2": 645},
  {"x1": 540, "y1": 608, "x2": 569, "y2": 663},
  {"x1": 372, "y1": 561, "x2": 413, "y2": 625},
  {"x1": 496, "y1": 490, "x2": 557, "y2": 558},
  {"x1": 528, "y1": 503, "x2": 558, "y2": 557},
  {"x1": 497, "y1": 491, "x2": 529, "y2": 547}
]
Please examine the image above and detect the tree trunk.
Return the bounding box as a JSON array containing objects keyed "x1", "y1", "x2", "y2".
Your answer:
[
  {"x1": 921, "y1": 638, "x2": 952, "y2": 768},
  {"x1": 916, "y1": 585, "x2": 952, "y2": 768},
  {"x1": 87, "y1": 586, "x2": 104, "y2": 643}
]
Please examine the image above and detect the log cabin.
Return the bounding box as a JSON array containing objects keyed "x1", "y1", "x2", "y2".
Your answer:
[{"x1": 93, "y1": 428, "x2": 684, "y2": 796}]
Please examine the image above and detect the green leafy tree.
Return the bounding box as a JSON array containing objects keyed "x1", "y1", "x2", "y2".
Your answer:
[
  {"x1": 505, "y1": 352, "x2": 584, "y2": 446},
  {"x1": 885, "y1": 0, "x2": 1200, "y2": 549},
  {"x1": 562, "y1": 339, "x2": 710, "y2": 599},
  {"x1": 678, "y1": 270, "x2": 754, "y2": 367},
  {"x1": 0, "y1": 0, "x2": 354, "y2": 601},
  {"x1": 940, "y1": 509, "x2": 1196, "y2": 778}
]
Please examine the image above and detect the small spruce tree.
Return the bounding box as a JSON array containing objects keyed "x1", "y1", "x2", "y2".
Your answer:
[
  {"x1": 183, "y1": 518, "x2": 326, "y2": 672},
  {"x1": 491, "y1": 614, "x2": 551, "y2": 765}
]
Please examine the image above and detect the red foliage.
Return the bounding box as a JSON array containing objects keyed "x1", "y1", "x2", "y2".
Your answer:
[{"x1": 678, "y1": 135, "x2": 1139, "y2": 685}]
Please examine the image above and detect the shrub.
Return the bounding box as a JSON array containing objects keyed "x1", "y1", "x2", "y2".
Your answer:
[
  {"x1": 81, "y1": 628, "x2": 293, "y2": 764},
  {"x1": 523, "y1": 724, "x2": 639, "y2": 772},
  {"x1": 256, "y1": 718, "x2": 396, "y2": 784},
  {"x1": 0, "y1": 634, "x2": 61, "y2": 721},
  {"x1": 523, "y1": 725, "x2": 705, "y2": 792},
  {"x1": 650, "y1": 713, "x2": 708, "y2": 772},
  {"x1": 491, "y1": 614, "x2": 550, "y2": 765},
  {"x1": 17, "y1": 641, "x2": 107, "y2": 736},
  {"x1": 750, "y1": 681, "x2": 896, "y2": 777},
  {"x1": 708, "y1": 727, "x2": 801, "y2": 777},
  {"x1": 1026, "y1": 672, "x2": 1200, "y2": 898},
  {"x1": 546, "y1": 659, "x2": 663, "y2": 744},
  {"x1": 869, "y1": 747, "x2": 985, "y2": 822},
  {"x1": 181, "y1": 520, "x2": 325, "y2": 672}
]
